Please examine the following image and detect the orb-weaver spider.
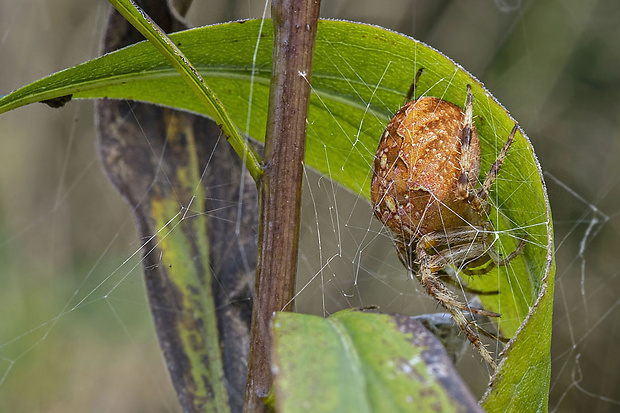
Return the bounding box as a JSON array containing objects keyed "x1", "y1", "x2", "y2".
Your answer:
[{"x1": 370, "y1": 70, "x2": 524, "y2": 369}]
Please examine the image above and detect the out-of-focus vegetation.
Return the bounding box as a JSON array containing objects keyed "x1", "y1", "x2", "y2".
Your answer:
[{"x1": 1, "y1": 0, "x2": 618, "y2": 411}]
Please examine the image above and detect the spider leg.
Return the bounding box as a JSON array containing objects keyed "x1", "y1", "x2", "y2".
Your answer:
[
  {"x1": 416, "y1": 248, "x2": 497, "y2": 369},
  {"x1": 464, "y1": 297, "x2": 511, "y2": 344},
  {"x1": 397, "y1": 226, "x2": 486, "y2": 279},
  {"x1": 476, "y1": 325, "x2": 510, "y2": 344},
  {"x1": 426, "y1": 248, "x2": 501, "y2": 318},
  {"x1": 415, "y1": 225, "x2": 500, "y2": 293},
  {"x1": 412, "y1": 227, "x2": 524, "y2": 369},
  {"x1": 489, "y1": 235, "x2": 527, "y2": 266},
  {"x1": 417, "y1": 226, "x2": 526, "y2": 278},
  {"x1": 460, "y1": 259, "x2": 497, "y2": 276},
  {"x1": 437, "y1": 271, "x2": 499, "y2": 295},
  {"x1": 477, "y1": 124, "x2": 519, "y2": 203},
  {"x1": 467, "y1": 124, "x2": 519, "y2": 213},
  {"x1": 405, "y1": 67, "x2": 424, "y2": 103},
  {"x1": 463, "y1": 235, "x2": 526, "y2": 275},
  {"x1": 456, "y1": 85, "x2": 476, "y2": 201},
  {"x1": 454, "y1": 85, "x2": 518, "y2": 212},
  {"x1": 418, "y1": 225, "x2": 488, "y2": 252}
]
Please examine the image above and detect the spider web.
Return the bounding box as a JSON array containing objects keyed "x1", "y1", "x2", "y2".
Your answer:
[{"x1": 0, "y1": 0, "x2": 618, "y2": 411}]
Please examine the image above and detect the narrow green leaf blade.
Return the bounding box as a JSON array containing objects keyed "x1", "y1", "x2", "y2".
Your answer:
[{"x1": 110, "y1": 0, "x2": 264, "y2": 180}]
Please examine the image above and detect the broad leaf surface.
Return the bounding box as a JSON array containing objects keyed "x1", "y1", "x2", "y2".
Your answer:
[
  {"x1": 272, "y1": 310, "x2": 483, "y2": 413},
  {"x1": 0, "y1": 19, "x2": 554, "y2": 410}
]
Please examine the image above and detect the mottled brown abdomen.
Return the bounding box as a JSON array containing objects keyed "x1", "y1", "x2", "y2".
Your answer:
[{"x1": 370, "y1": 97, "x2": 481, "y2": 244}]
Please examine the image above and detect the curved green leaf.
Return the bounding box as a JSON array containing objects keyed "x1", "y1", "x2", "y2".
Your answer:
[{"x1": 0, "y1": 19, "x2": 554, "y2": 409}]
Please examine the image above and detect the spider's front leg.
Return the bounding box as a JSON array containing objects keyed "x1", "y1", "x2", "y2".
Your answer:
[
  {"x1": 413, "y1": 228, "x2": 500, "y2": 319},
  {"x1": 461, "y1": 234, "x2": 526, "y2": 276},
  {"x1": 455, "y1": 85, "x2": 519, "y2": 213},
  {"x1": 414, "y1": 229, "x2": 499, "y2": 369},
  {"x1": 415, "y1": 251, "x2": 498, "y2": 369}
]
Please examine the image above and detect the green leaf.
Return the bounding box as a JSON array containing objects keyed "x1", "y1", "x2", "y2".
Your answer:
[
  {"x1": 480, "y1": 261, "x2": 555, "y2": 412},
  {"x1": 272, "y1": 310, "x2": 483, "y2": 413},
  {"x1": 0, "y1": 18, "x2": 554, "y2": 410},
  {"x1": 150, "y1": 191, "x2": 231, "y2": 413},
  {"x1": 106, "y1": 0, "x2": 262, "y2": 181}
]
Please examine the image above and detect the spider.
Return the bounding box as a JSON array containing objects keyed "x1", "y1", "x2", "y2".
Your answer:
[{"x1": 370, "y1": 69, "x2": 523, "y2": 370}]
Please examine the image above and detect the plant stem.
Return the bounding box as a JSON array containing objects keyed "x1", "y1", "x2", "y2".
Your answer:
[{"x1": 244, "y1": 0, "x2": 321, "y2": 411}]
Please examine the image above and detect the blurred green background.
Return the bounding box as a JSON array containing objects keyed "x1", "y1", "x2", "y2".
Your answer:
[{"x1": 1, "y1": 0, "x2": 619, "y2": 411}]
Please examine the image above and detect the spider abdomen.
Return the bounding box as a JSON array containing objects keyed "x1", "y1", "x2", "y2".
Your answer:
[{"x1": 370, "y1": 96, "x2": 481, "y2": 243}]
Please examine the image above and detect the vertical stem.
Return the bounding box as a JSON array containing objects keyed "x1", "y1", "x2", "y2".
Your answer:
[{"x1": 244, "y1": 0, "x2": 321, "y2": 411}]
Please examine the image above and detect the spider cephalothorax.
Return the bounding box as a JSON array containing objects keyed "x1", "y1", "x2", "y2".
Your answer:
[{"x1": 370, "y1": 71, "x2": 522, "y2": 370}]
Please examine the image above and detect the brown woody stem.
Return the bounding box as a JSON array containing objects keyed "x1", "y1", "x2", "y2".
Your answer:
[{"x1": 244, "y1": 0, "x2": 321, "y2": 411}]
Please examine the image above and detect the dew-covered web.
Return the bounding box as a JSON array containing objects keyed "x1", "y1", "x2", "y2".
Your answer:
[{"x1": 1, "y1": 0, "x2": 620, "y2": 411}]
